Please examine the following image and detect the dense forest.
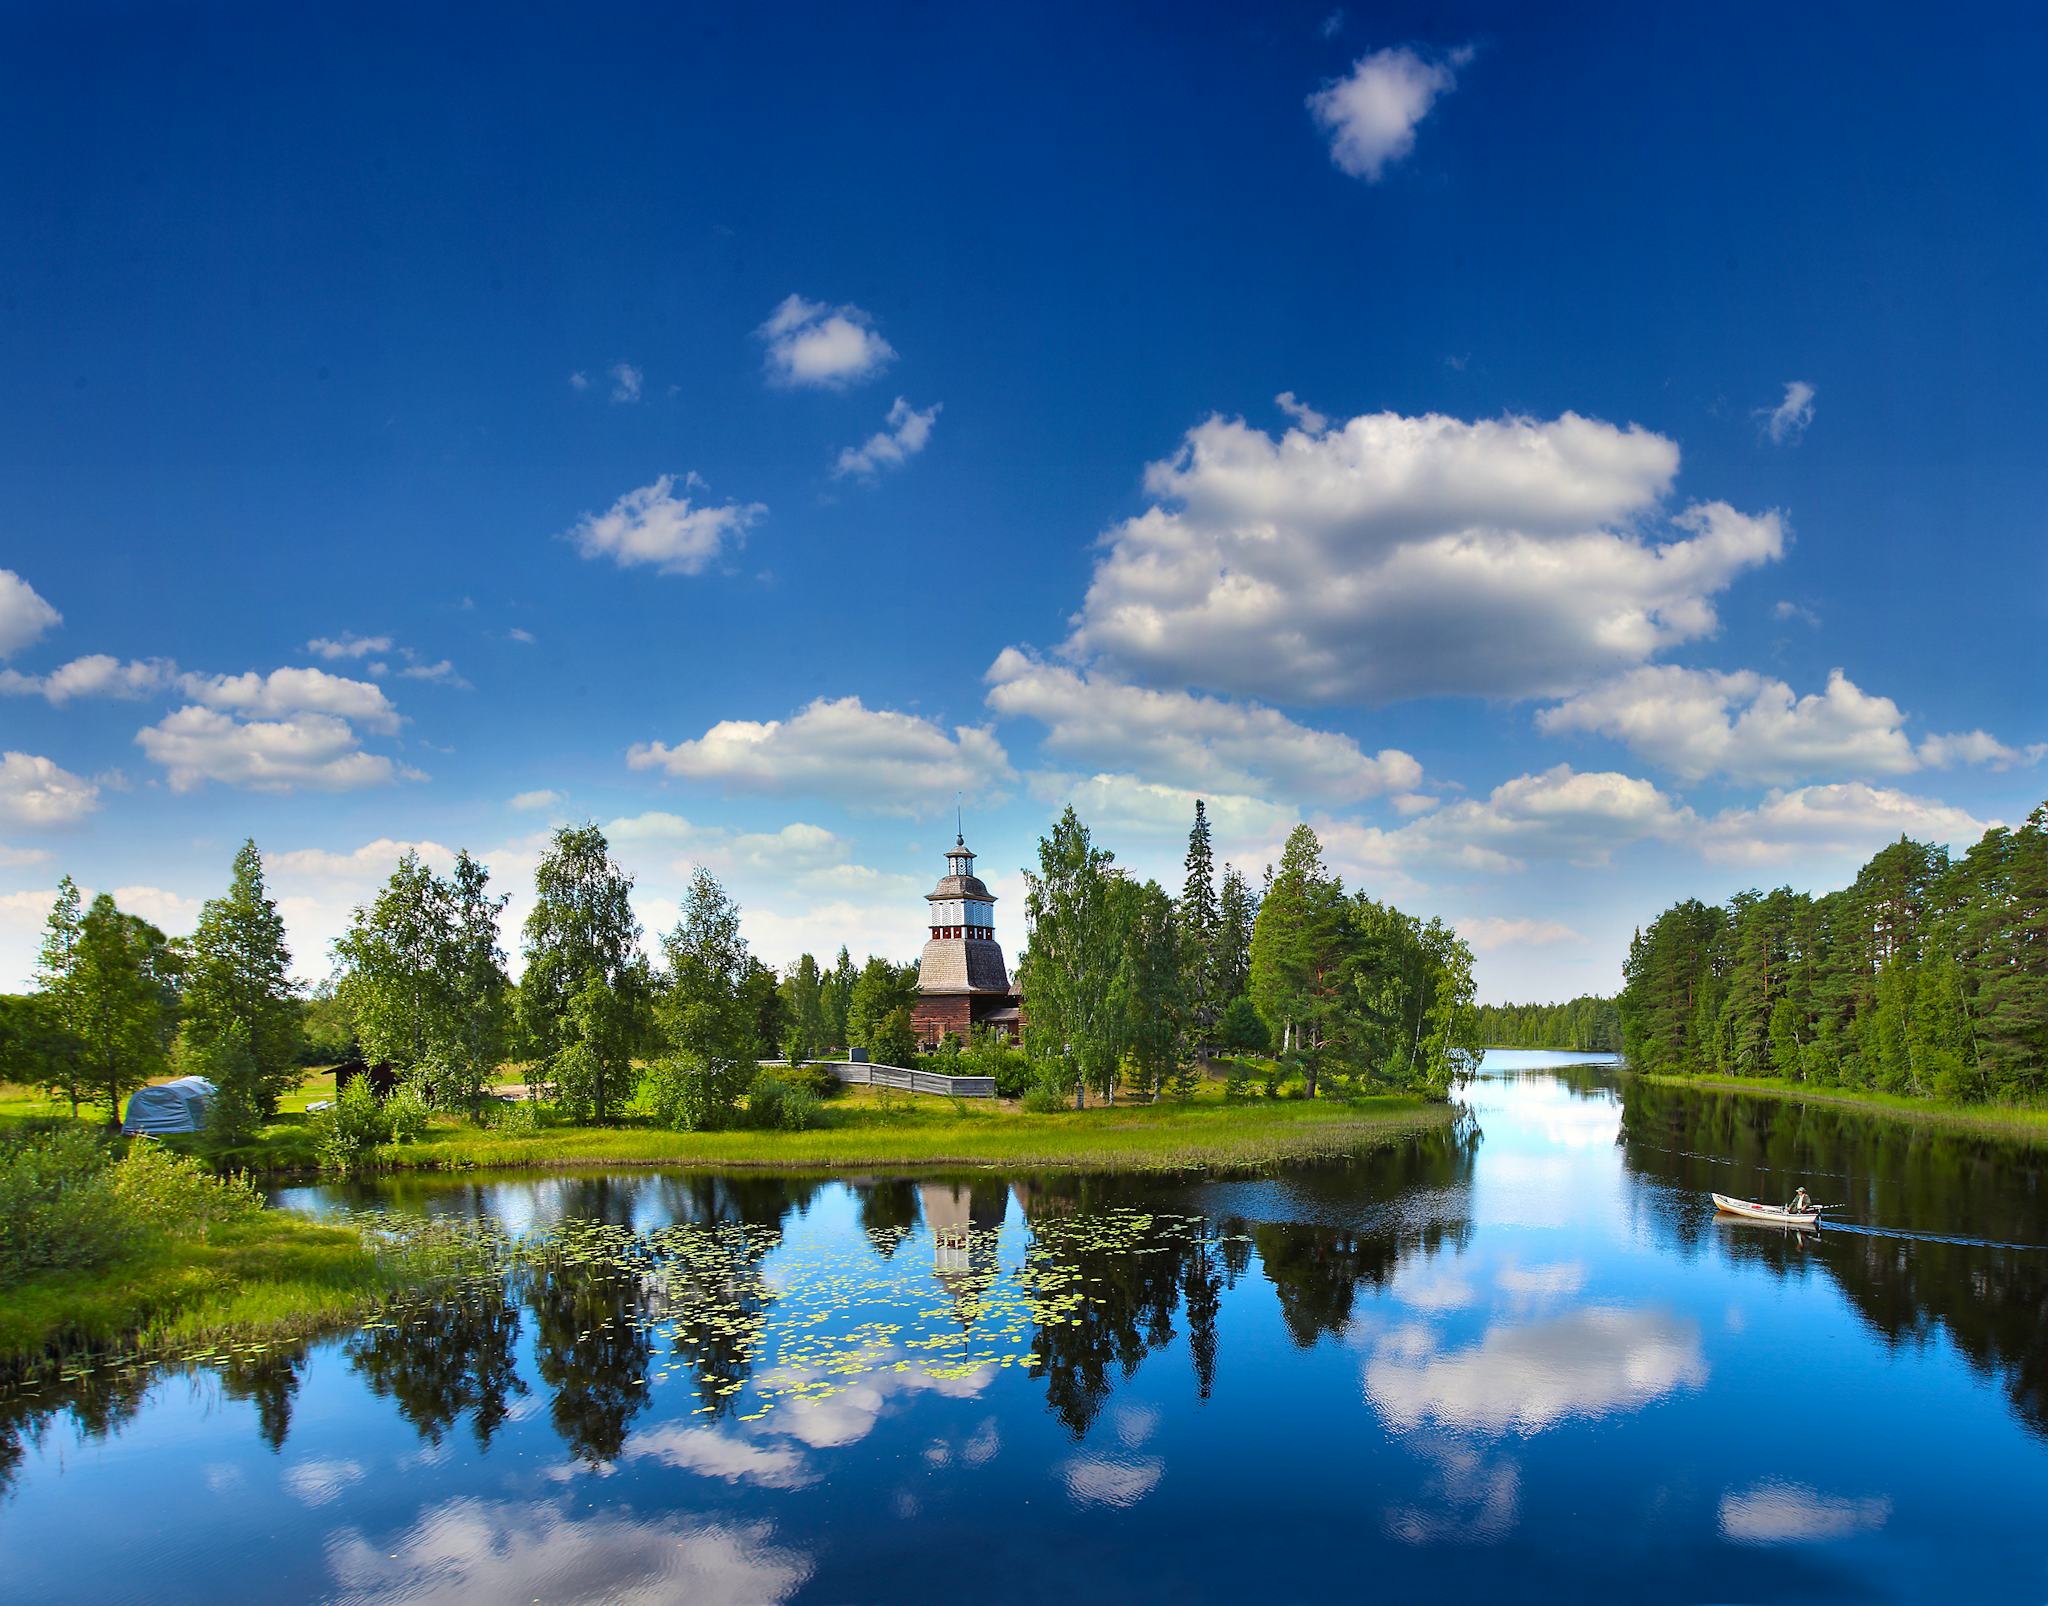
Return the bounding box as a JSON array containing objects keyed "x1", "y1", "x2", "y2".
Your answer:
[
  {"x1": 1618, "y1": 802, "x2": 2048, "y2": 1103},
  {"x1": 1471, "y1": 995, "x2": 1621, "y2": 1052},
  {"x1": 1, "y1": 799, "x2": 1481, "y2": 1129}
]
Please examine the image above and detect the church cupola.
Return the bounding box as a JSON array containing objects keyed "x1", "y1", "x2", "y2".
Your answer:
[{"x1": 928, "y1": 833, "x2": 996, "y2": 941}]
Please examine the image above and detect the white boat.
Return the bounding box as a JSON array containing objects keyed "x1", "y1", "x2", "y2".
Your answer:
[{"x1": 1713, "y1": 1192, "x2": 1822, "y2": 1227}]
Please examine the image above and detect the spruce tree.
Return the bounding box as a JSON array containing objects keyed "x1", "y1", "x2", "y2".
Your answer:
[
  {"x1": 1178, "y1": 801, "x2": 1221, "y2": 1065},
  {"x1": 184, "y1": 839, "x2": 302, "y2": 1116}
]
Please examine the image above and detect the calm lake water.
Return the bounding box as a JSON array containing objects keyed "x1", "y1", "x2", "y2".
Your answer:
[{"x1": 5, "y1": 1051, "x2": 2047, "y2": 1602}]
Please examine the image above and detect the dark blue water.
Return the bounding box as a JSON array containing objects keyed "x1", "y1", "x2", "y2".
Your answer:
[{"x1": 4, "y1": 1054, "x2": 2045, "y2": 1602}]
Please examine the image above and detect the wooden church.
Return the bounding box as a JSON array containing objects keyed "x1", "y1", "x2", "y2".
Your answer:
[{"x1": 910, "y1": 832, "x2": 1021, "y2": 1049}]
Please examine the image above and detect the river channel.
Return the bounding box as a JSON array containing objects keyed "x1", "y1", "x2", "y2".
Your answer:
[{"x1": 3, "y1": 1051, "x2": 2045, "y2": 1601}]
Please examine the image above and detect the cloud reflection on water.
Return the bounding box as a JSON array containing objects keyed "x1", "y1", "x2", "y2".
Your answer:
[
  {"x1": 325, "y1": 1497, "x2": 811, "y2": 1605},
  {"x1": 1718, "y1": 1480, "x2": 1892, "y2": 1544},
  {"x1": 1365, "y1": 1306, "x2": 1706, "y2": 1435}
]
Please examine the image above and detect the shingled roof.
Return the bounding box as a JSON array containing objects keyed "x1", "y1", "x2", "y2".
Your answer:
[
  {"x1": 918, "y1": 935, "x2": 1012, "y2": 993},
  {"x1": 926, "y1": 873, "x2": 996, "y2": 902}
]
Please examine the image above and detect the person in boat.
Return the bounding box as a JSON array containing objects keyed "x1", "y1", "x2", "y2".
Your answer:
[{"x1": 1787, "y1": 1186, "x2": 1813, "y2": 1215}]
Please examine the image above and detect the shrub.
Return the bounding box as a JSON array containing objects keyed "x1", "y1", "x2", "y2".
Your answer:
[
  {"x1": 744, "y1": 1074, "x2": 821, "y2": 1131},
  {"x1": 385, "y1": 1081, "x2": 432, "y2": 1145},
  {"x1": 483, "y1": 1095, "x2": 541, "y2": 1134},
  {"x1": 314, "y1": 1075, "x2": 389, "y2": 1174},
  {"x1": 109, "y1": 1141, "x2": 261, "y2": 1234},
  {"x1": 650, "y1": 1054, "x2": 752, "y2": 1132},
  {"x1": 1222, "y1": 1064, "x2": 1252, "y2": 1102},
  {"x1": 785, "y1": 1061, "x2": 841, "y2": 1100},
  {"x1": 778, "y1": 1086, "x2": 822, "y2": 1131},
  {"x1": 0, "y1": 1124, "x2": 122, "y2": 1281},
  {"x1": 1020, "y1": 1084, "x2": 1067, "y2": 1115}
]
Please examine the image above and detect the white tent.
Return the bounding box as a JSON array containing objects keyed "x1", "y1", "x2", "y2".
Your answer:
[{"x1": 122, "y1": 1076, "x2": 216, "y2": 1136}]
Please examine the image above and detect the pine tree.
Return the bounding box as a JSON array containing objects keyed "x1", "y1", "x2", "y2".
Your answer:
[{"x1": 184, "y1": 840, "x2": 302, "y2": 1116}]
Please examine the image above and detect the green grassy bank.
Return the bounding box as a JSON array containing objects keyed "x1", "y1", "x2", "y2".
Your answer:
[
  {"x1": 5, "y1": 1072, "x2": 1454, "y2": 1178},
  {"x1": 1639, "y1": 1072, "x2": 2048, "y2": 1145},
  {"x1": 2, "y1": 1210, "x2": 405, "y2": 1372},
  {"x1": 336, "y1": 1085, "x2": 1455, "y2": 1175}
]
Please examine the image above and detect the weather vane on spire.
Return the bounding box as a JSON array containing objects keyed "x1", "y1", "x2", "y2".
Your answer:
[{"x1": 955, "y1": 792, "x2": 964, "y2": 847}]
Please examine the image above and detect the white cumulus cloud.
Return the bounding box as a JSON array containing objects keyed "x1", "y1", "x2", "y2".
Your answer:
[
  {"x1": 1697, "y1": 782, "x2": 1993, "y2": 866},
  {"x1": 1063, "y1": 406, "x2": 1784, "y2": 703},
  {"x1": 177, "y1": 666, "x2": 401, "y2": 735},
  {"x1": 609, "y1": 361, "x2": 643, "y2": 403},
  {"x1": 0, "y1": 571, "x2": 60, "y2": 659},
  {"x1": 835, "y1": 397, "x2": 941, "y2": 478},
  {"x1": 0, "y1": 751, "x2": 101, "y2": 828},
  {"x1": 1308, "y1": 44, "x2": 1471, "y2": 181},
  {"x1": 987, "y1": 649, "x2": 1420, "y2": 801},
  {"x1": 758, "y1": 293, "x2": 896, "y2": 389},
  {"x1": 628, "y1": 696, "x2": 1012, "y2": 816},
  {"x1": 0, "y1": 654, "x2": 178, "y2": 702},
  {"x1": 136, "y1": 708, "x2": 414, "y2": 794},
  {"x1": 1540, "y1": 666, "x2": 2038, "y2": 784},
  {"x1": 563, "y1": 473, "x2": 766, "y2": 577}
]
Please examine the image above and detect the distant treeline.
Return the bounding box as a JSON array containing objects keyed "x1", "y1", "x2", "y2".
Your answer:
[
  {"x1": 1618, "y1": 801, "x2": 2048, "y2": 1103},
  {"x1": 1471, "y1": 995, "x2": 1620, "y2": 1053}
]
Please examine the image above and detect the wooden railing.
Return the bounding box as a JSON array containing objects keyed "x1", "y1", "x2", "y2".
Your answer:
[{"x1": 826, "y1": 1061, "x2": 996, "y2": 1098}]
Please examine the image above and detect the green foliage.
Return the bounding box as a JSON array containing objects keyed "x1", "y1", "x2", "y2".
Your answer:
[
  {"x1": 1020, "y1": 807, "x2": 1128, "y2": 1103},
  {"x1": 780, "y1": 953, "x2": 829, "y2": 1060},
  {"x1": 34, "y1": 888, "x2": 179, "y2": 1124},
  {"x1": 824, "y1": 948, "x2": 856, "y2": 1053},
  {"x1": 1218, "y1": 995, "x2": 1269, "y2": 1053},
  {"x1": 107, "y1": 1141, "x2": 262, "y2": 1233},
  {"x1": 182, "y1": 840, "x2": 302, "y2": 1117},
  {"x1": 0, "y1": 1124, "x2": 123, "y2": 1280},
  {"x1": 744, "y1": 1074, "x2": 822, "y2": 1132},
  {"x1": 549, "y1": 974, "x2": 643, "y2": 1125},
  {"x1": 189, "y1": 1019, "x2": 263, "y2": 1146},
  {"x1": 782, "y1": 1061, "x2": 843, "y2": 1100},
  {"x1": 385, "y1": 1082, "x2": 432, "y2": 1145},
  {"x1": 1178, "y1": 799, "x2": 1223, "y2": 1061},
  {"x1": 297, "y1": 986, "x2": 358, "y2": 1066},
  {"x1": 1471, "y1": 995, "x2": 1621, "y2": 1052},
  {"x1": 846, "y1": 957, "x2": 918, "y2": 1063},
  {"x1": 1619, "y1": 803, "x2": 2048, "y2": 1104},
  {"x1": 0, "y1": 1125, "x2": 262, "y2": 1285},
  {"x1": 520, "y1": 825, "x2": 645, "y2": 1092},
  {"x1": 1020, "y1": 1083, "x2": 1068, "y2": 1114},
  {"x1": 315, "y1": 1076, "x2": 389, "y2": 1174},
  {"x1": 650, "y1": 868, "x2": 758, "y2": 1131}
]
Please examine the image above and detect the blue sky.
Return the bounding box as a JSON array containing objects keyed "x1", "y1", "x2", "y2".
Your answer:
[{"x1": 3, "y1": 1, "x2": 2044, "y2": 1001}]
